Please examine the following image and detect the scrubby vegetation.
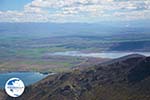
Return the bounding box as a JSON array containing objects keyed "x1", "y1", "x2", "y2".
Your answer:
[{"x1": 1, "y1": 54, "x2": 149, "y2": 100}]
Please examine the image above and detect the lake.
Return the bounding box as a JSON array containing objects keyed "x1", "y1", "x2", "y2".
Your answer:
[
  {"x1": 0, "y1": 72, "x2": 52, "y2": 89},
  {"x1": 48, "y1": 51, "x2": 150, "y2": 58}
]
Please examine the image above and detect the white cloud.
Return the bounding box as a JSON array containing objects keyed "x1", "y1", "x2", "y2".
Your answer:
[
  {"x1": 0, "y1": 0, "x2": 149, "y2": 22},
  {"x1": 113, "y1": 10, "x2": 150, "y2": 20}
]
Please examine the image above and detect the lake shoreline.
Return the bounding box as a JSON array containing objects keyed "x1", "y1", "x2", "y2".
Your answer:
[
  {"x1": 0, "y1": 70, "x2": 54, "y2": 75},
  {"x1": 0, "y1": 71, "x2": 54, "y2": 89},
  {"x1": 47, "y1": 51, "x2": 150, "y2": 59}
]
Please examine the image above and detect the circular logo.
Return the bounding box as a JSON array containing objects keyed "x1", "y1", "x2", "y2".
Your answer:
[{"x1": 5, "y1": 78, "x2": 25, "y2": 97}]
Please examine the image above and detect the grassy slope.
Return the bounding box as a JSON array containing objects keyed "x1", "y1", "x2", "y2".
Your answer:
[{"x1": 1, "y1": 54, "x2": 149, "y2": 100}]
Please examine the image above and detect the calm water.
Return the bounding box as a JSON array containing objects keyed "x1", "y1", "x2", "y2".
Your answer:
[
  {"x1": 0, "y1": 72, "x2": 50, "y2": 89},
  {"x1": 49, "y1": 51, "x2": 150, "y2": 58}
]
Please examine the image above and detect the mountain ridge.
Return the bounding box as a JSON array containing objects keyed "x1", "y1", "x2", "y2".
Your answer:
[{"x1": 1, "y1": 54, "x2": 150, "y2": 100}]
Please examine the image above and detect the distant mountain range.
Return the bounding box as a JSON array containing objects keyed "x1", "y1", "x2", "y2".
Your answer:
[
  {"x1": 1, "y1": 54, "x2": 150, "y2": 100},
  {"x1": 0, "y1": 23, "x2": 149, "y2": 37}
]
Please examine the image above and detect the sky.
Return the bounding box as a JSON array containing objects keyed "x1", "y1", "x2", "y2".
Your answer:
[{"x1": 0, "y1": 0, "x2": 149, "y2": 23}]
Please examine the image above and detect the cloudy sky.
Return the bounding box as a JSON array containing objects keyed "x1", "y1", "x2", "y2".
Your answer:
[{"x1": 0, "y1": 0, "x2": 149, "y2": 22}]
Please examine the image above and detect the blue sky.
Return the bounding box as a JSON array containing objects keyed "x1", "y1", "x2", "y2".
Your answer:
[
  {"x1": 0, "y1": 0, "x2": 149, "y2": 22},
  {"x1": 0, "y1": 0, "x2": 32, "y2": 11}
]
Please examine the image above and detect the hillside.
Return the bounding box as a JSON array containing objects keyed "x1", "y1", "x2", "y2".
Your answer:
[{"x1": 2, "y1": 54, "x2": 150, "y2": 100}]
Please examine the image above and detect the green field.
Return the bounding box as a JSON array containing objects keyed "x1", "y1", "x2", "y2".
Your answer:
[{"x1": 0, "y1": 33, "x2": 150, "y2": 73}]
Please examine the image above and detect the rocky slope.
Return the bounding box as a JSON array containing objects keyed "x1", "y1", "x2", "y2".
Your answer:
[{"x1": 2, "y1": 54, "x2": 150, "y2": 100}]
